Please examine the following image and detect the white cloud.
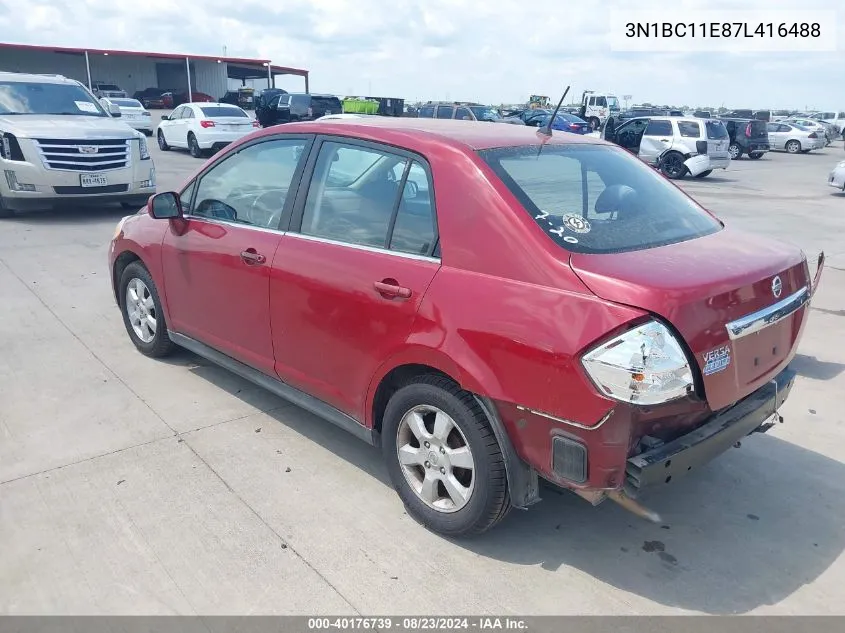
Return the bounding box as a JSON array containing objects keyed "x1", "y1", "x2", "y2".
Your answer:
[{"x1": 0, "y1": 0, "x2": 841, "y2": 109}]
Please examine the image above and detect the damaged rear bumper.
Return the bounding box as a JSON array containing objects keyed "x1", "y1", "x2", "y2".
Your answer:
[{"x1": 624, "y1": 365, "x2": 797, "y2": 497}]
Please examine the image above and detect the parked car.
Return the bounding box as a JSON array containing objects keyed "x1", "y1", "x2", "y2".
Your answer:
[
  {"x1": 170, "y1": 91, "x2": 215, "y2": 107},
  {"x1": 156, "y1": 102, "x2": 260, "y2": 158},
  {"x1": 501, "y1": 108, "x2": 550, "y2": 126},
  {"x1": 766, "y1": 122, "x2": 825, "y2": 153},
  {"x1": 417, "y1": 102, "x2": 504, "y2": 123},
  {"x1": 134, "y1": 88, "x2": 173, "y2": 109},
  {"x1": 603, "y1": 116, "x2": 731, "y2": 178},
  {"x1": 91, "y1": 81, "x2": 127, "y2": 99},
  {"x1": 809, "y1": 111, "x2": 845, "y2": 134},
  {"x1": 693, "y1": 111, "x2": 712, "y2": 118},
  {"x1": 99, "y1": 97, "x2": 154, "y2": 136},
  {"x1": 724, "y1": 109, "x2": 754, "y2": 119},
  {"x1": 532, "y1": 112, "x2": 591, "y2": 134},
  {"x1": 109, "y1": 117, "x2": 823, "y2": 536},
  {"x1": 828, "y1": 160, "x2": 845, "y2": 191},
  {"x1": 786, "y1": 117, "x2": 836, "y2": 145},
  {"x1": 315, "y1": 113, "x2": 371, "y2": 121},
  {"x1": 257, "y1": 93, "x2": 343, "y2": 127},
  {"x1": 771, "y1": 110, "x2": 791, "y2": 122},
  {"x1": 0, "y1": 72, "x2": 155, "y2": 217},
  {"x1": 718, "y1": 118, "x2": 770, "y2": 159}
]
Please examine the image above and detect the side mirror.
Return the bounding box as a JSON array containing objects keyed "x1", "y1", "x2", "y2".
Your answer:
[
  {"x1": 108, "y1": 103, "x2": 122, "y2": 118},
  {"x1": 160, "y1": 114, "x2": 170, "y2": 121},
  {"x1": 149, "y1": 192, "x2": 183, "y2": 219}
]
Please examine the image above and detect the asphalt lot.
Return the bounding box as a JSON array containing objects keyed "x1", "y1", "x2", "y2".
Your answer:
[{"x1": 2, "y1": 114, "x2": 845, "y2": 615}]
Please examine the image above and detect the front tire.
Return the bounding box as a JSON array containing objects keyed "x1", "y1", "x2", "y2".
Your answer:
[
  {"x1": 119, "y1": 261, "x2": 175, "y2": 358},
  {"x1": 786, "y1": 140, "x2": 801, "y2": 153},
  {"x1": 188, "y1": 133, "x2": 204, "y2": 158},
  {"x1": 157, "y1": 130, "x2": 170, "y2": 151},
  {"x1": 382, "y1": 375, "x2": 510, "y2": 537}
]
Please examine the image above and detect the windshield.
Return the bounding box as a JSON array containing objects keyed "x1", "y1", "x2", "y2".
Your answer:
[
  {"x1": 0, "y1": 81, "x2": 107, "y2": 116},
  {"x1": 478, "y1": 144, "x2": 721, "y2": 254},
  {"x1": 470, "y1": 106, "x2": 501, "y2": 121},
  {"x1": 199, "y1": 105, "x2": 248, "y2": 118},
  {"x1": 606, "y1": 96, "x2": 620, "y2": 111},
  {"x1": 110, "y1": 98, "x2": 143, "y2": 108}
]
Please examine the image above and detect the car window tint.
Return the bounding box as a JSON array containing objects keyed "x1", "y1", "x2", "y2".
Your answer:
[
  {"x1": 418, "y1": 106, "x2": 434, "y2": 117},
  {"x1": 389, "y1": 161, "x2": 436, "y2": 256},
  {"x1": 170, "y1": 107, "x2": 183, "y2": 119},
  {"x1": 705, "y1": 120, "x2": 728, "y2": 139},
  {"x1": 644, "y1": 120, "x2": 672, "y2": 136},
  {"x1": 180, "y1": 180, "x2": 196, "y2": 213},
  {"x1": 184, "y1": 108, "x2": 195, "y2": 119},
  {"x1": 838, "y1": 112, "x2": 845, "y2": 119},
  {"x1": 192, "y1": 139, "x2": 307, "y2": 229},
  {"x1": 300, "y1": 142, "x2": 407, "y2": 248},
  {"x1": 478, "y1": 144, "x2": 721, "y2": 255},
  {"x1": 436, "y1": 106, "x2": 454, "y2": 119},
  {"x1": 454, "y1": 107, "x2": 472, "y2": 120},
  {"x1": 678, "y1": 121, "x2": 701, "y2": 137}
]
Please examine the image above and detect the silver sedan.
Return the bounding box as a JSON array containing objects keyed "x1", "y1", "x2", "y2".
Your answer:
[{"x1": 766, "y1": 122, "x2": 826, "y2": 153}]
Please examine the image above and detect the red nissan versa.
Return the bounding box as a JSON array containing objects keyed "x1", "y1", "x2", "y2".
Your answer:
[{"x1": 109, "y1": 118, "x2": 825, "y2": 536}]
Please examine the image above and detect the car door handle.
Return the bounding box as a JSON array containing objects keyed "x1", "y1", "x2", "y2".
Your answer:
[
  {"x1": 240, "y1": 249, "x2": 266, "y2": 265},
  {"x1": 374, "y1": 280, "x2": 411, "y2": 299},
  {"x1": 660, "y1": 138, "x2": 670, "y2": 142}
]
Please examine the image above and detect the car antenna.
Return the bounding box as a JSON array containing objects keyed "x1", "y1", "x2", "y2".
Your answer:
[{"x1": 537, "y1": 85, "x2": 570, "y2": 137}]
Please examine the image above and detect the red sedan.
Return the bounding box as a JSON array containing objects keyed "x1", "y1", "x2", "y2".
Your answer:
[{"x1": 109, "y1": 118, "x2": 824, "y2": 536}]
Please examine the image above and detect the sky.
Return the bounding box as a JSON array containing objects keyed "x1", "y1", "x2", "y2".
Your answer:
[{"x1": 0, "y1": 0, "x2": 841, "y2": 110}]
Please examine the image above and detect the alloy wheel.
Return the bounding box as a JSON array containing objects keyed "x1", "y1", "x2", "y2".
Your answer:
[
  {"x1": 395, "y1": 405, "x2": 475, "y2": 513},
  {"x1": 125, "y1": 278, "x2": 157, "y2": 343}
]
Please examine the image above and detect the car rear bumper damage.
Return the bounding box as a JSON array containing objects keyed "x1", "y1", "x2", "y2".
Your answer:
[{"x1": 624, "y1": 365, "x2": 797, "y2": 498}]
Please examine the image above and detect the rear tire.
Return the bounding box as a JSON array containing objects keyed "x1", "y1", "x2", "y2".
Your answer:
[
  {"x1": 660, "y1": 152, "x2": 687, "y2": 179},
  {"x1": 729, "y1": 142, "x2": 742, "y2": 159},
  {"x1": 786, "y1": 140, "x2": 801, "y2": 154},
  {"x1": 118, "y1": 261, "x2": 175, "y2": 358},
  {"x1": 188, "y1": 133, "x2": 204, "y2": 159},
  {"x1": 157, "y1": 130, "x2": 170, "y2": 151},
  {"x1": 694, "y1": 170, "x2": 713, "y2": 178},
  {"x1": 589, "y1": 117, "x2": 600, "y2": 131},
  {"x1": 381, "y1": 375, "x2": 511, "y2": 537},
  {"x1": 748, "y1": 152, "x2": 763, "y2": 159}
]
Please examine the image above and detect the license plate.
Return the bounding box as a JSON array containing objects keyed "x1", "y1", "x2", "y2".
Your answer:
[{"x1": 80, "y1": 174, "x2": 107, "y2": 187}]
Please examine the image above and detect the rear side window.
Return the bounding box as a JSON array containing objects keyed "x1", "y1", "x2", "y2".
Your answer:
[
  {"x1": 389, "y1": 162, "x2": 436, "y2": 256},
  {"x1": 436, "y1": 106, "x2": 453, "y2": 119},
  {"x1": 643, "y1": 120, "x2": 672, "y2": 136},
  {"x1": 418, "y1": 106, "x2": 434, "y2": 118},
  {"x1": 478, "y1": 144, "x2": 721, "y2": 255},
  {"x1": 677, "y1": 121, "x2": 701, "y2": 137},
  {"x1": 199, "y1": 106, "x2": 247, "y2": 118},
  {"x1": 311, "y1": 96, "x2": 342, "y2": 110},
  {"x1": 454, "y1": 107, "x2": 472, "y2": 120},
  {"x1": 705, "y1": 120, "x2": 728, "y2": 139}
]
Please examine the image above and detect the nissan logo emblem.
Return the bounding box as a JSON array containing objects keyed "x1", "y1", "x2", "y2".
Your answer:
[{"x1": 772, "y1": 276, "x2": 783, "y2": 299}]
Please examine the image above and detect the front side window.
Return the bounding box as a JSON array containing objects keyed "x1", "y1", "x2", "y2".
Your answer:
[
  {"x1": 478, "y1": 144, "x2": 722, "y2": 254},
  {"x1": 0, "y1": 81, "x2": 107, "y2": 116},
  {"x1": 436, "y1": 106, "x2": 454, "y2": 119},
  {"x1": 418, "y1": 106, "x2": 434, "y2": 118},
  {"x1": 192, "y1": 139, "x2": 308, "y2": 229},
  {"x1": 455, "y1": 107, "x2": 473, "y2": 120},
  {"x1": 469, "y1": 106, "x2": 501, "y2": 121}
]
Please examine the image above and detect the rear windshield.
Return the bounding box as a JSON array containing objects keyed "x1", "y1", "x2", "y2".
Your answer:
[
  {"x1": 97, "y1": 84, "x2": 120, "y2": 91},
  {"x1": 478, "y1": 144, "x2": 721, "y2": 254},
  {"x1": 110, "y1": 98, "x2": 143, "y2": 108},
  {"x1": 199, "y1": 106, "x2": 248, "y2": 118},
  {"x1": 705, "y1": 120, "x2": 729, "y2": 139},
  {"x1": 749, "y1": 120, "x2": 768, "y2": 137}
]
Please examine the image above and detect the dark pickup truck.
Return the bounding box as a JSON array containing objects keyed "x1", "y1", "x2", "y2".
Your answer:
[{"x1": 719, "y1": 117, "x2": 770, "y2": 159}]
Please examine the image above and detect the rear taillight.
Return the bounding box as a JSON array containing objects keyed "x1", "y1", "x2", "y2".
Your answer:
[
  {"x1": 252, "y1": 120, "x2": 261, "y2": 128},
  {"x1": 200, "y1": 120, "x2": 215, "y2": 128},
  {"x1": 809, "y1": 132, "x2": 818, "y2": 138},
  {"x1": 745, "y1": 123, "x2": 752, "y2": 137}
]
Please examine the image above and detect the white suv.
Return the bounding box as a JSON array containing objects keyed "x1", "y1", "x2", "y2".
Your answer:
[
  {"x1": 0, "y1": 72, "x2": 156, "y2": 218},
  {"x1": 602, "y1": 116, "x2": 731, "y2": 180}
]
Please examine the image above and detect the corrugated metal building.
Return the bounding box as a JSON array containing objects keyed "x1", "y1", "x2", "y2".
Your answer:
[{"x1": 0, "y1": 43, "x2": 309, "y2": 100}]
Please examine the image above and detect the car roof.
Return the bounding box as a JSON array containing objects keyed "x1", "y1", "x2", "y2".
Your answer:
[
  {"x1": 0, "y1": 71, "x2": 78, "y2": 85},
  {"x1": 252, "y1": 117, "x2": 608, "y2": 151}
]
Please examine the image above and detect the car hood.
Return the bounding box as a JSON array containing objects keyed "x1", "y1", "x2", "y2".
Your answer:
[
  {"x1": 0, "y1": 115, "x2": 140, "y2": 139},
  {"x1": 570, "y1": 227, "x2": 810, "y2": 411}
]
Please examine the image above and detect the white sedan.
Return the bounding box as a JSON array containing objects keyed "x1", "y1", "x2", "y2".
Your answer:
[
  {"x1": 156, "y1": 102, "x2": 259, "y2": 158},
  {"x1": 829, "y1": 160, "x2": 845, "y2": 191},
  {"x1": 100, "y1": 97, "x2": 154, "y2": 136}
]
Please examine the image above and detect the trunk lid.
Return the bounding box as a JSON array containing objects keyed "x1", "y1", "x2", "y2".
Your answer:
[{"x1": 570, "y1": 227, "x2": 810, "y2": 411}]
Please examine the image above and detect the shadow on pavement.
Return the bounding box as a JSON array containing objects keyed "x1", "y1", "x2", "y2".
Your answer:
[
  {"x1": 790, "y1": 353, "x2": 845, "y2": 381},
  {"x1": 2, "y1": 204, "x2": 133, "y2": 226},
  {"x1": 180, "y1": 349, "x2": 845, "y2": 614}
]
